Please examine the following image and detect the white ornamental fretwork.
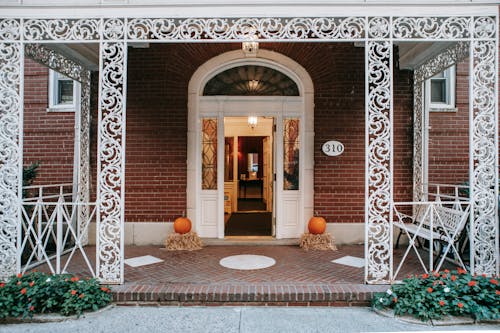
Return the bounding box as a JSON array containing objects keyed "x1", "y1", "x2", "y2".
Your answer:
[
  {"x1": 78, "y1": 73, "x2": 92, "y2": 245},
  {"x1": 366, "y1": 40, "x2": 393, "y2": 284},
  {"x1": 127, "y1": 17, "x2": 366, "y2": 41},
  {"x1": 24, "y1": 44, "x2": 86, "y2": 82},
  {"x1": 96, "y1": 42, "x2": 127, "y2": 284},
  {"x1": 0, "y1": 16, "x2": 496, "y2": 42},
  {"x1": 393, "y1": 17, "x2": 471, "y2": 39},
  {"x1": 470, "y1": 40, "x2": 499, "y2": 276},
  {"x1": 412, "y1": 82, "x2": 424, "y2": 203},
  {"x1": 0, "y1": 42, "x2": 22, "y2": 280},
  {"x1": 23, "y1": 19, "x2": 101, "y2": 41},
  {"x1": 414, "y1": 42, "x2": 469, "y2": 83}
]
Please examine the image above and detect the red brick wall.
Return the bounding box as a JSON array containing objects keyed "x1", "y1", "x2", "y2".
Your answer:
[
  {"x1": 21, "y1": 46, "x2": 495, "y2": 225},
  {"x1": 23, "y1": 59, "x2": 75, "y2": 188},
  {"x1": 122, "y1": 43, "x2": 414, "y2": 223}
]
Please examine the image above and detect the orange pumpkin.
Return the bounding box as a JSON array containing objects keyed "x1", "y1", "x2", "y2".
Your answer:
[
  {"x1": 174, "y1": 216, "x2": 192, "y2": 234},
  {"x1": 308, "y1": 216, "x2": 326, "y2": 234}
]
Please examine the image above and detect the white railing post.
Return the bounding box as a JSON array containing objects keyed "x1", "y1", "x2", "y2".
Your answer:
[
  {"x1": 36, "y1": 188, "x2": 43, "y2": 261},
  {"x1": 55, "y1": 196, "x2": 63, "y2": 274},
  {"x1": 429, "y1": 204, "x2": 434, "y2": 271}
]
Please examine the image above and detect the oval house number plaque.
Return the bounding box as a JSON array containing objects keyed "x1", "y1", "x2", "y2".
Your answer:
[{"x1": 322, "y1": 140, "x2": 344, "y2": 156}]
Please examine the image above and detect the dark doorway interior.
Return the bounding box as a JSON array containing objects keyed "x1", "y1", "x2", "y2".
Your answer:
[{"x1": 224, "y1": 212, "x2": 272, "y2": 236}]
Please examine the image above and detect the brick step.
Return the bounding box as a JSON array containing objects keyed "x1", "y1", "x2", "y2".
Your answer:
[{"x1": 111, "y1": 283, "x2": 387, "y2": 307}]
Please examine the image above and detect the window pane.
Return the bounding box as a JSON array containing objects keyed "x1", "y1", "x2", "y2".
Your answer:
[
  {"x1": 57, "y1": 80, "x2": 74, "y2": 104},
  {"x1": 283, "y1": 118, "x2": 299, "y2": 190},
  {"x1": 202, "y1": 118, "x2": 217, "y2": 190},
  {"x1": 431, "y1": 79, "x2": 446, "y2": 103}
]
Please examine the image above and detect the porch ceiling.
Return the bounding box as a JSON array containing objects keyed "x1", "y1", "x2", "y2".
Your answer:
[{"x1": 45, "y1": 41, "x2": 455, "y2": 73}]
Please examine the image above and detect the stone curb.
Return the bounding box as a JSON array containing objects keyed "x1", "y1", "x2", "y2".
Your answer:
[
  {"x1": 0, "y1": 304, "x2": 115, "y2": 324},
  {"x1": 372, "y1": 307, "x2": 500, "y2": 326}
]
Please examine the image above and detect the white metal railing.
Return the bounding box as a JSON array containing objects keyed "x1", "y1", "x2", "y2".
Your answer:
[
  {"x1": 425, "y1": 182, "x2": 470, "y2": 204},
  {"x1": 20, "y1": 185, "x2": 96, "y2": 277},
  {"x1": 392, "y1": 183, "x2": 471, "y2": 282}
]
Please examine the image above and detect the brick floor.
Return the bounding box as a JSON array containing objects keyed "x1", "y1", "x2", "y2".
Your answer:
[{"x1": 41, "y1": 243, "x2": 456, "y2": 306}]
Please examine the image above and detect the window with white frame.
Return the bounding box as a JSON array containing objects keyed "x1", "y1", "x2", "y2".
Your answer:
[
  {"x1": 48, "y1": 69, "x2": 80, "y2": 112},
  {"x1": 426, "y1": 66, "x2": 456, "y2": 111}
]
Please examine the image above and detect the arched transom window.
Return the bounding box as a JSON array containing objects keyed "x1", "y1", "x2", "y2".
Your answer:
[{"x1": 203, "y1": 65, "x2": 300, "y2": 96}]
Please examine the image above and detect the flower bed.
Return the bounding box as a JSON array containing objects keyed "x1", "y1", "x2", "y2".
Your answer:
[
  {"x1": 0, "y1": 272, "x2": 112, "y2": 319},
  {"x1": 372, "y1": 268, "x2": 499, "y2": 322}
]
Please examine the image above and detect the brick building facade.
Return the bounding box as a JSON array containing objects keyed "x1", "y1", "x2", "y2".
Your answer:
[{"x1": 23, "y1": 42, "x2": 474, "y2": 237}]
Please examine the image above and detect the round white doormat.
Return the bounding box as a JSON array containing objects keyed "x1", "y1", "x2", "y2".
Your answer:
[{"x1": 219, "y1": 254, "x2": 276, "y2": 270}]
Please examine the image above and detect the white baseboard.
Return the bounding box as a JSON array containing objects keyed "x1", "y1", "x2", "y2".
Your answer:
[{"x1": 87, "y1": 222, "x2": 368, "y2": 246}]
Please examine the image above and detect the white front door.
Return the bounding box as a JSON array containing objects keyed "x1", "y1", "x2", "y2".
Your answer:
[
  {"x1": 187, "y1": 50, "x2": 314, "y2": 240},
  {"x1": 195, "y1": 97, "x2": 307, "y2": 239}
]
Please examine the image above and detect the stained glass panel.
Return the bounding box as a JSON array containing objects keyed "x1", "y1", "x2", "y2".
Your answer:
[
  {"x1": 202, "y1": 118, "x2": 217, "y2": 190},
  {"x1": 283, "y1": 119, "x2": 299, "y2": 190}
]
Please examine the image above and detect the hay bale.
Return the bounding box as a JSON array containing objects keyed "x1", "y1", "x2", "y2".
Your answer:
[
  {"x1": 164, "y1": 231, "x2": 203, "y2": 251},
  {"x1": 299, "y1": 232, "x2": 337, "y2": 251}
]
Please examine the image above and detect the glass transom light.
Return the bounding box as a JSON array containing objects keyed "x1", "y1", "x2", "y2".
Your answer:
[{"x1": 203, "y1": 65, "x2": 299, "y2": 96}]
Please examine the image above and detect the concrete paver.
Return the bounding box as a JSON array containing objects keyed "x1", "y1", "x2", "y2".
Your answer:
[{"x1": 0, "y1": 306, "x2": 498, "y2": 333}]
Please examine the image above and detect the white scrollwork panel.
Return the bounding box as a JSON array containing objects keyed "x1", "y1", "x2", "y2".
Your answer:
[
  {"x1": 97, "y1": 42, "x2": 126, "y2": 284},
  {"x1": 127, "y1": 17, "x2": 366, "y2": 41},
  {"x1": 414, "y1": 42, "x2": 469, "y2": 83},
  {"x1": 366, "y1": 40, "x2": 393, "y2": 284},
  {"x1": 0, "y1": 19, "x2": 21, "y2": 41},
  {"x1": 24, "y1": 19, "x2": 101, "y2": 41},
  {"x1": 103, "y1": 19, "x2": 125, "y2": 40},
  {"x1": 78, "y1": 73, "x2": 91, "y2": 245},
  {"x1": 474, "y1": 17, "x2": 496, "y2": 39},
  {"x1": 24, "y1": 44, "x2": 85, "y2": 81},
  {"x1": 413, "y1": 82, "x2": 424, "y2": 203},
  {"x1": 0, "y1": 42, "x2": 22, "y2": 280},
  {"x1": 369, "y1": 17, "x2": 390, "y2": 39},
  {"x1": 470, "y1": 40, "x2": 498, "y2": 276},
  {"x1": 393, "y1": 17, "x2": 470, "y2": 39}
]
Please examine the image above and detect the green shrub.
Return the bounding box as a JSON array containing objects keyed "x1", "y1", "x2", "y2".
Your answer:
[
  {"x1": 0, "y1": 272, "x2": 112, "y2": 318},
  {"x1": 372, "y1": 268, "x2": 500, "y2": 321}
]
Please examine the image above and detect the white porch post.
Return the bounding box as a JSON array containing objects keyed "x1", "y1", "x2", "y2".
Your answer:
[
  {"x1": 0, "y1": 32, "x2": 23, "y2": 280},
  {"x1": 77, "y1": 73, "x2": 91, "y2": 245},
  {"x1": 96, "y1": 37, "x2": 127, "y2": 284},
  {"x1": 469, "y1": 22, "x2": 499, "y2": 275},
  {"x1": 365, "y1": 18, "x2": 393, "y2": 284},
  {"x1": 412, "y1": 82, "x2": 425, "y2": 203}
]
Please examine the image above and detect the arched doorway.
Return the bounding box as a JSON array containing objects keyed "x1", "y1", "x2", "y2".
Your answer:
[{"x1": 187, "y1": 49, "x2": 314, "y2": 239}]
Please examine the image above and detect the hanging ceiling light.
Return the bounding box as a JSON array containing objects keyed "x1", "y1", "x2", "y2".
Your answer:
[
  {"x1": 247, "y1": 79, "x2": 260, "y2": 92},
  {"x1": 248, "y1": 116, "x2": 258, "y2": 129},
  {"x1": 242, "y1": 30, "x2": 259, "y2": 57}
]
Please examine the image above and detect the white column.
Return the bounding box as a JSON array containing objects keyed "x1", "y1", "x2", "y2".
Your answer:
[
  {"x1": 0, "y1": 33, "x2": 23, "y2": 279},
  {"x1": 365, "y1": 17, "x2": 393, "y2": 284},
  {"x1": 469, "y1": 22, "x2": 499, "y2": 275},
  {"x1": 96, "y1": 40, "x2": 127, "y2": 284},
  {"x1": 77, "y1": 73, "x2": 91, "y2": 245},
  {"x1": 412, "y1": 81, "x2": 425, "y2": 203}
]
